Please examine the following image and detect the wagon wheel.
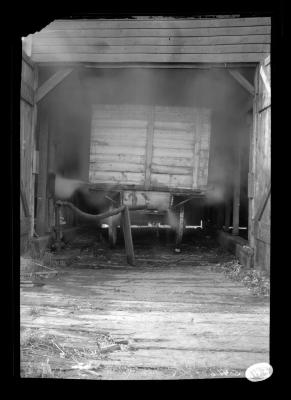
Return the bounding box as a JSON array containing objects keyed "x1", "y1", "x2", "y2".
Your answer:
[
  {"x1": 175, "y1": 205, "x2": 185, "y2": 247},
  {"x1": 108, "y1": 206, "x2": 117, "y2": 248}
]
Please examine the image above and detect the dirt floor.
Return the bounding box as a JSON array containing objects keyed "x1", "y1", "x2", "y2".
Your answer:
[{"x1": 20, "y1": 227, "x2": 270, "y2": 380}]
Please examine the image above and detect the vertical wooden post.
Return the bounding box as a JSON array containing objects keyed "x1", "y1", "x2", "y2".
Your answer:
[
  {"x1": 145, "y1": 107, "x2": 154, "y2": 189},
  {"x1": 217, "y1": 204, "x2": 224, "y2": 229},
  {"x1": 224, "y1": 185, "x2": 232, "y2": 231},
  {"x1": 122, "y1": 206, "x2": 135, "y2": 266},
  {"x1": 232, "y1": 136, "x2": 241, "y2": 236},
  {"x1": 36, "y1": 112, "x2": 49, "y2": 236},
  {"x1": 248, "y1": 68, "x2": 258, "y2": 249},
  {"x1": 47, "y1": 129, "x2": 56, "y2": 231}
]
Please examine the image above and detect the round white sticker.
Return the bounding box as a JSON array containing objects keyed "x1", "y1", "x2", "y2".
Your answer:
[{"x1": 245, "y1": 363, "x2": 273, "y2": 382}]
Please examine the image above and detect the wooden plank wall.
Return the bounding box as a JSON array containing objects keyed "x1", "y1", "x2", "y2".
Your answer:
[
  {"x1": 20, "y1": 53, "x2": 37, "y2": 252},
  {"x1": 89, "y1": 104, "x2": 211, "y2": 191},
  {"x1": 251, "y1": 56, "x2": 270, "y2": 272},
  {"x1": 29, "y1": 17, "x2": 270, "y2": 63}
]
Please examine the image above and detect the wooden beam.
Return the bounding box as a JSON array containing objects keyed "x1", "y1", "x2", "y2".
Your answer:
[
  {"x1": 224, "y1": 189, "x2": 232, "y2": 231},
  {"x1": 121, "y1": 206, "x2": 135, "y2": 266},
  {"x1": 259, "y1": 65, "x2": 271, "y2": 95},
  {"x1": 21, "y1": 180, "x2": 30, "y2": 217},
  {"x1": 36, "y1": 116, "x2": 49, "y2": 235},
  {"x1": 32, "y1": 53, "x2": 269, "y2": 64},
  {"x1": 232, "y1": 143, "x2": 241, "y2": 236},
  {"x1": 145, "y1": 108, "x2": 155, "y2": 189},
  {"x1": 228, "y1": 70, "x2": 255, "y2": 96},
  {"x1": 254, "y1": 183, "x2": 271, "y2": 225},
  {"x1": 35, "y1": 68, "x2": 74, "y2": 103}
]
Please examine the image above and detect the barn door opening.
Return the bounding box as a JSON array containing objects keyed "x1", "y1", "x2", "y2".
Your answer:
[
  {"x1": 249, "y1": 55, "x2": 270, "y2": 272},
  {"x1": 20, "y1": 51, "x2": 38, "y2": 253}
]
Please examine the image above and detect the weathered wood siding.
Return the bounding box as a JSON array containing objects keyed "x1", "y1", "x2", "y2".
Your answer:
[
  {"x1": 250, "y1": 55, "x2": 270, "y2": 271},
  {"x1": 89, "y1": 104, "x2": 211, "y2": 191},
  {"x1": 20, "y1": 52, "x2": 37, "y2": 252},
  {"x1": 29, "y1": 17, "x2": 270, "y2": 63}
]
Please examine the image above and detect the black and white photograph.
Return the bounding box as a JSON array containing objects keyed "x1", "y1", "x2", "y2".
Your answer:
[{"x1": 18, "y1": 11, "x2": 273, "y2": 381}]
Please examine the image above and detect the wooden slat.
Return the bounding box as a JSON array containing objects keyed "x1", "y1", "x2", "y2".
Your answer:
[
  {"x1": 153, "y1": 140, "x2": 195, "y2": 150},
  {"x1": 89, "y1": 171, "x2": 145, "y2": 184},
  {"x1": 32, "y1": 53, "x2": 269, "y2": 63},
  {"x1": 35, "y1": 68, "x2": 74, "y2": 103},
  {"x1": 90, "y1": 162, "x2": 145, "y2": 173},
  {"x1": 90, "y1": 153, "x2": 145, "y2": 164},
  {"x1": 153, "y1": 147, "x2": 194, "y2": 158},
  {"x1": 43, "y1": 17, "x2": 271, "y2": 30},
  {"x1": 151, "y1": 164, "x2": 192, "y2": 175},
  {"x1": 228, "y1": 70, "x2": 255, "y2": 95},
  {"x1": 32, "y1": 44, "x2": 270, "y2": 54},
  {"x1": 90, "y1": 145, "x2": 145, "y2": 156},
  {"x1": 92, "y1": 119, "x2": 148, "y2": 128},
  {"x1": 34, "y1": 26, "x2": 271, "y2": 38},
  {"x1": 32, "y1": 35, "x2": 271, "y2": 46},
  {"x1": 91, "y1": 127, "x2": 147, "y2": 138},
  {"x1": 151, "y1": 156, "x2": 194, "y2": 168}
]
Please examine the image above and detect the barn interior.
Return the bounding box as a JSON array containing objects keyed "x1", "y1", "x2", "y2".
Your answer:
[
  {"x1": 19, "y1": 16, "x2": 270, "y2": 380},
  {"x1": 35, "y1": 66, "x2": 254, "y2": 244}
]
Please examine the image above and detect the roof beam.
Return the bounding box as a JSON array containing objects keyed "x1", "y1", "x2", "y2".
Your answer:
[
  {"x1": 228, "y1": 69, "x2": 255, "y2": 96},
  {"x1": 35, "y1": 68, "x2": 74, "y2": 103}
]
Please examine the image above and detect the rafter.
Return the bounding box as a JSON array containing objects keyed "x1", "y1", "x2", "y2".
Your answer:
[{"x1": 35, "y1": 68, "x2": 74, "y2": 103}]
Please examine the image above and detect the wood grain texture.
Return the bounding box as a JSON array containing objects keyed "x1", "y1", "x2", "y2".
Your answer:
[
  {"x1": 32, "y1": 53, "x2": 269, "y2": 63},
  {"x1": 33, "y1": 35, "x2": 270, "y2": 47},
  {"x1": 34, "y1": 26, "x2": 271, "y2": 38},
  {"x1": 20, "y1": 243, "x2": 269, "y2": 378},
  {"x1": 42, "y1": 17, "x2": 271, "y2": 30},
  {"x1": 32, "y1": 44, "x2": 270, "y2": 54}
]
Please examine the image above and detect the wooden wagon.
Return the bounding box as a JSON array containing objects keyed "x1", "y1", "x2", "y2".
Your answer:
[{"x1": 87, "y1": 104, "x2": 212, "y2": 246}]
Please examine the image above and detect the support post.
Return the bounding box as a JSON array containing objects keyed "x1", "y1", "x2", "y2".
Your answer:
[
  {"x1": 121, "y1": 206, "x2": 135, "y2": 266},
  {"x1": 224, "y1": 185, "x2": 232, "y2": 231},
  {"x1": 232, "y1": 140, "x2": 241, "y2": 236},
  {"x1": 36, "y1": 114, "x2": 49, "y2": 236}
]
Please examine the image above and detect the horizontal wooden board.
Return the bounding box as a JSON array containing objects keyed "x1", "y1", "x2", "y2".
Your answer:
[
  {"x1": 154, "y1": 122, "x2": 195, "y2": 131},
  {"x1": 92, "y1": 113, "x2": 149, "y2": 121},
  {"x1": 42, "y1": 17, "x2": 271, "y2": 30},
  {"x1": 32, "y1": 53, "x2": 269, "y2": 63},
  {"x1": 32, "y1": 44, "x2": 270, "y2": 54},
  {"x1": 89, "y1": 171, "x2": 145, "y2": 184},
  {"x1": 32, "y1": 35, "x2": 270, "y2": 47},
  {"x1": 91, "y1": 130, "x2": 146, "y2": 143},
  {"x1": 91, "y1": 119, "x2": 148, "y2": 128},
  {"x1": 90, "y1": 153, "x2": 145, "y2": 164},
  {"x1": 154, "y1": 131, "x2": 195, "y2": 141},
  {"x1": 34, "y1": 26, "x2": 271, "y2": 38},
  {"x1": 90, "y1": 162, "x2": 145, "y2": 173},
  {"x1": 150, "y1": 173, "x2": 193, "y2": 188},
  {"x1": 151, "y1": 156, "x2": 194, "y2": 168},
  {"x1": 91, "y1": 140, "x2": 147, "y2": 150},
  {"x1": 153, "y1": 139, "x2": 195, "y2": 150},
  {"x1": 151, "y1": 164, "x2": 192, "y2": 175},
  {"x1": 90, "y1": 144, "x2": 146, "y2": 156},
  {"x1": 153, "y1": 147, "x2": 195, "y2": 158}
]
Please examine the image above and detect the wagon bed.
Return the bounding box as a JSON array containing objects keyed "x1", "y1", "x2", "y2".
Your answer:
[{"x1": 88, "y1": 104, "x2": 212, "y2": 246}]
